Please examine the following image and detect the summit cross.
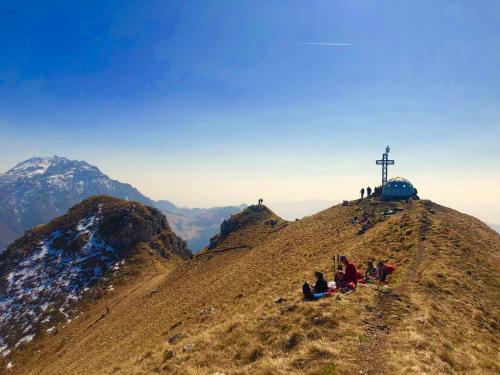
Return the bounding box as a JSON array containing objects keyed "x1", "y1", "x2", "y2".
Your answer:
[{"x1": 376, "y1": 146, "x2": 395, "y2": 186}]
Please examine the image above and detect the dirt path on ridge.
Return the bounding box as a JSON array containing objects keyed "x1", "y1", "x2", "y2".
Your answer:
[{"x1": 356, "y1": 203, "x2": 431, "y2": 374}]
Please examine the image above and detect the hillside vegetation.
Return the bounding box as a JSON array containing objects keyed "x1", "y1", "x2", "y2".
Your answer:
[
  {"x1": 0, "y1": 196, "x2": 191, "y2": 361},
  {"x1": 3, "y1": 198, "x2": 499, "y2": 374}
]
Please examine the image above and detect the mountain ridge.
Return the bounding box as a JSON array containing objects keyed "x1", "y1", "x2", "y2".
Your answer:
[
  {"x1": 0, "y1": 195, "x2": 191, "y2": 358},
  {"x1": 0, "y1": 156, "x2": 246, "y2": 251},
  {"x1": 5, "y1": 198, "x2": 498, "y2": 374}
]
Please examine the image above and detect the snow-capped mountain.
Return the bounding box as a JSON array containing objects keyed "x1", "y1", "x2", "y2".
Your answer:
[
  {"x1": 0, "y1": 156, "x2": 152, "y2": 250},
  {"x1": 0, "y1": 156, "x2": 153, "y2": 203},
  {"x1": 0, "y1": 156, "x2": 246, "y2": 252},
  {"x1": 0, "y1": 196, "x2": 190, "y2": 357}
]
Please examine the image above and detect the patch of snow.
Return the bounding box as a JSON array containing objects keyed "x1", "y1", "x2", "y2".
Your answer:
[
  {"x1": 46, "y1": 327, "x2": 56, "y2": 334},
  {"x1": 40, "y1": 302, "x2": 51, "y2": 312},
  {"x1": 0, "y1": 205, "x2": 120, "y2": 352},
  {"x1": 15, "y1": 334, "x2": 35, "y2": 348},
  {"x1": 6, "y1": 361, "x2": 13, "y2": 369}
]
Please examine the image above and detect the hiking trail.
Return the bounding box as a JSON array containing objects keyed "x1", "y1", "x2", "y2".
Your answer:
[{"x1": 357, "y1": 203, "x2": 431, "y2": 374}]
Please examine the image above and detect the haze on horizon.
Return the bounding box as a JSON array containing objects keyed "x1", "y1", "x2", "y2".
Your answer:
[{"x1": 1, "y1": 1, "x2": 499, "y2": 225}]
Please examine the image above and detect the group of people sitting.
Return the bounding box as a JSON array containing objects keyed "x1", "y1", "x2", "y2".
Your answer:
[
  {"x1": 303, "y1": 256, "x2": 396, "y2": 301},
  {"x1": 364, "y1": 260, "x2": 396, "y2": 282},
  {"x1": 351, "y1": 212, "x2": 374, "y2": 234}
]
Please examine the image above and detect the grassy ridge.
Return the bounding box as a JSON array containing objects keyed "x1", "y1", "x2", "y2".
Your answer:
[{"x1": 7, "y1": 199, "x2": 500, "y2": 374}]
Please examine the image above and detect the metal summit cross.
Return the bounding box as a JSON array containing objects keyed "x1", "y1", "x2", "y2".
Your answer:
[{"x1": 376, "y1": 146, "x2": 394, "y2": 186}]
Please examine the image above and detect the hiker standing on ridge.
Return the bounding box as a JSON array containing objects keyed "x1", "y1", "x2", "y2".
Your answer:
[
  {"x1": 367, "y1": 186, "x2": 372, "y2": 198},
  {"x1": 360, "y1": 188, "x2": 365, "y2": 199}
]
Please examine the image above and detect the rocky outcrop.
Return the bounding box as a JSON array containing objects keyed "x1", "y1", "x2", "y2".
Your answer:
[
  {"x1": 99, "y1": 205, "x2": 167, "y2": 249},
  {"x1": 208, "y1": 205, "x2": 286, "y2": 250},
  {"x1": 0, "y1": 196, "x2": 191, "y2": 357}
]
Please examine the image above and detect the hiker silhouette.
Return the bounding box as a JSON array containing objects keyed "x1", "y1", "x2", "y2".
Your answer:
[{"x1": 360, "y1": 188, "x2": 365, "y2": 199}]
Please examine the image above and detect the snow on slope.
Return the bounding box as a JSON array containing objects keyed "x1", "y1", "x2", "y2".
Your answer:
[
  {"x1": 0, "y1": 156, "x2": 154, "y2": 250},
  {"x1": 0, "y1": 205, "x2": 122, "y2": 357}
]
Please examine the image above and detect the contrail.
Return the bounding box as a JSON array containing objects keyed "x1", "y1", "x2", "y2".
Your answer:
[{"x1": 293, "y1": 42, "x2": 351, "y2": 46}]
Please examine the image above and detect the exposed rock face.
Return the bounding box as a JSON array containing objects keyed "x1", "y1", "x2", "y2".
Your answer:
[
  {"x1": 220, "y1": 205, "x2": 272, "y2": 237},
  {"x1": 0, "y1": 196, "x2": 191, "y2": 356},
  {"x1": 208, "y1": 205, "x2": 286, "y2": 250},
  {"x1": 97, "y1": 203, "x2": 191, "y2": 259},
  {"x1": 99, "y1": 206, "x2": 167, "y2": 249}
]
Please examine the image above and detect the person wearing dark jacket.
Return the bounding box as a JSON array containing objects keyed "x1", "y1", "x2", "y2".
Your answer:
[
  {"x1": 377, "y1": 261, "x2": 396, "y2": 282},
  {"x1": 303, "y1": 281, "x2": 314, "y2": 301},
  {"x1": 313, "y1": 271, "x2": 328, "y2": 294}
]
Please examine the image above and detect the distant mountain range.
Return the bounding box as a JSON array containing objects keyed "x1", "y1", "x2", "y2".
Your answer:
[
  {"x1": 162, "y1": 204, "x2": 248, "y2": 251},
  {"x1": 0, "y1": 156, "x2": 246, "y2": 251}
]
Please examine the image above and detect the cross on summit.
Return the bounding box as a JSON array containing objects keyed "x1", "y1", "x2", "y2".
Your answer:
[{"x1": 376, "y1": 146, "x2": 394, "y2": 186}]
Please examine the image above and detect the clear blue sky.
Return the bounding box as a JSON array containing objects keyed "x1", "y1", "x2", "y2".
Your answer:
[{"x1": 1, "y1": 1, "x2": 499, "y2": 223}]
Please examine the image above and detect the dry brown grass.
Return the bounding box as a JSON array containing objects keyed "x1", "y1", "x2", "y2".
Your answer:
[{"x1": 4, "y1": 199, "x2": 499, "y2": 375}]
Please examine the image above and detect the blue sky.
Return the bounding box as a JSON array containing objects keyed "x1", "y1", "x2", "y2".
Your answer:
[{"x1": 1, "y1": 1, "x2": 499, "y2": 223}]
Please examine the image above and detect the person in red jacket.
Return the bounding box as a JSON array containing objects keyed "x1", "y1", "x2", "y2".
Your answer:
[{"x1": 340, "y1": 255, "x2": 359, "y2": 290}]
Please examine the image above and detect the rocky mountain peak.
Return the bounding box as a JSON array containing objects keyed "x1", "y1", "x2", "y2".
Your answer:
[
  {"x1": 0, "y1": 196, "x2": 191, "y2": 356},
  {"x1": 1, "y1": 156, "x2": 95, "y2": 185},
  {"x1": 0, "y1": 156, "x2": 247, "y2": 253},
  {"x1": 207, "y1": 204, "x2": 286, "y2": 251},
  {"x1": 0, "y1": 157, "x2": 154, "y2": 250}
]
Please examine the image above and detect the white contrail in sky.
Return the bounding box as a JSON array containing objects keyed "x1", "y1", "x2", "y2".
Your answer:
[{"x1": 294, "y1": 42, "x2": 351, "y2": 46}]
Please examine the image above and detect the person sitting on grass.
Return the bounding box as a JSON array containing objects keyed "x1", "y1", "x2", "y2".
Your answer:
[
  {"x1": 340, "y1": 256, "x2": 359, "y2": 291},
  {"x1": 364, "y1": 260, "x2": 378, "y2": 279},
  {"x1": 334, "y1": 264, "x2": 345, "y2": 288},
  {"x1": 303, "y1": 281, "x2": 315, "y2": 301},
  {"x1": 303, "y1": 272, "x2": 329, "y2": 301},
  {"x1": 313, "y1": 271, "x2": 328, "y2": 294},
  {"x1": 377, "y1": 261, "x2": 396, "y2": 282}
]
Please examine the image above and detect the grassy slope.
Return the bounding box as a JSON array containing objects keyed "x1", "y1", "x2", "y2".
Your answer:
[{"x1": 8, "y1": 199, "x2": 500, "y2": 375}]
